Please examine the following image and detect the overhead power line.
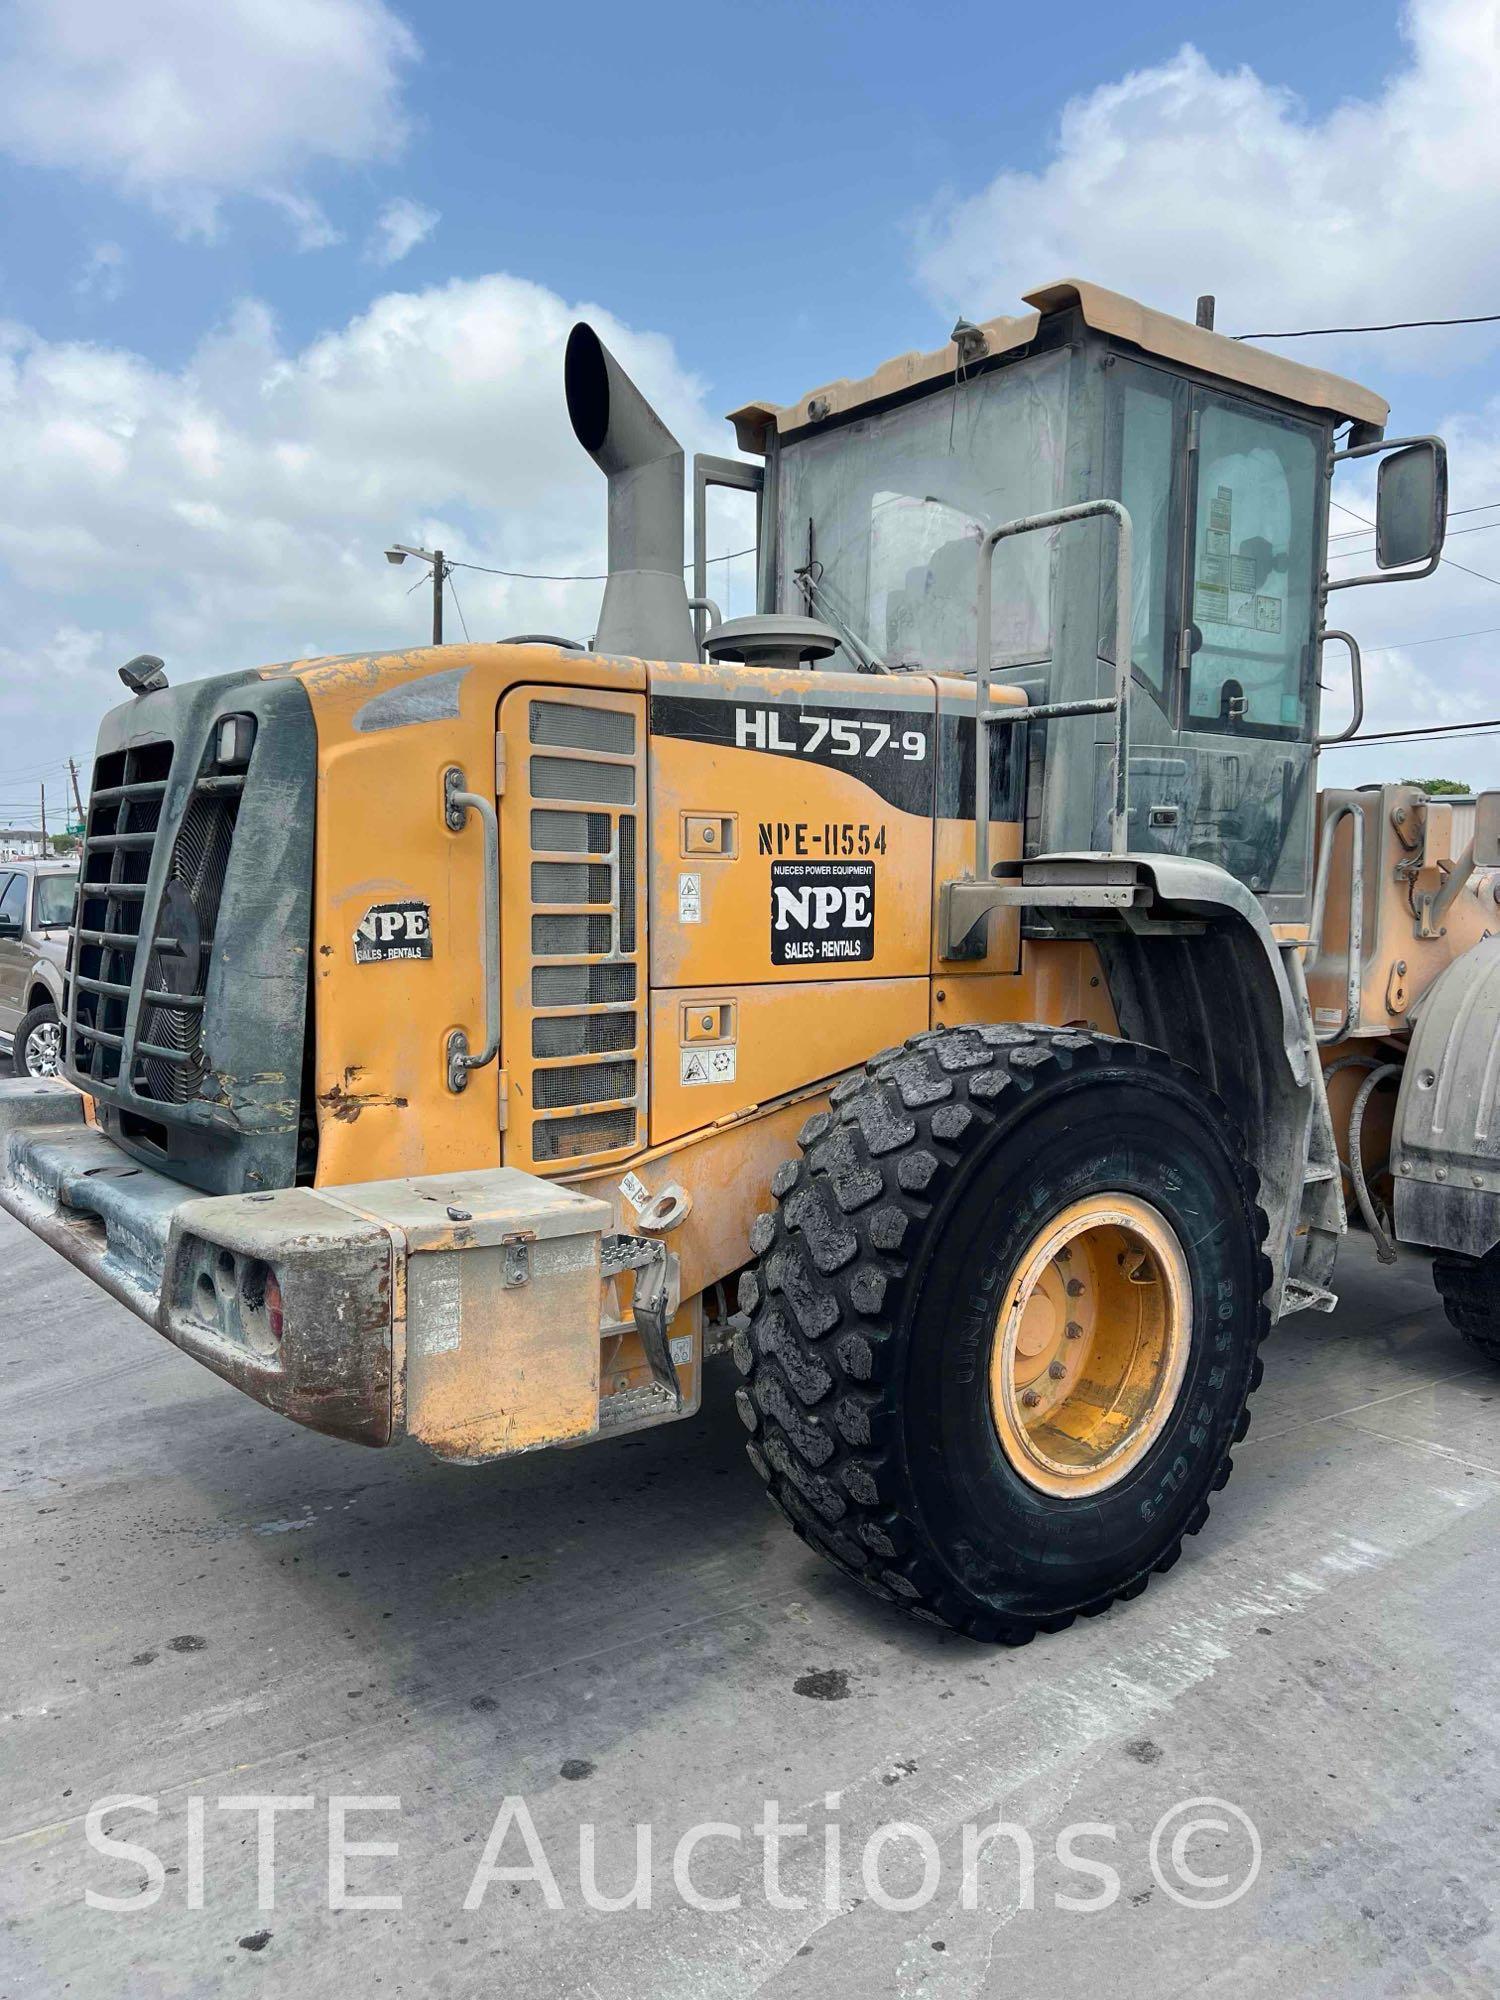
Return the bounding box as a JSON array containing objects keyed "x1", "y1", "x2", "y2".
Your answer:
[
  {"x1": 1330, "y1": 499, "x2": 1500, "y2": 539},
  {"x1": 1329, "y1": 520, "x2": 1500, "y2": 558},
  {"x1": 0, "y1": 755, "x2": 84, "y2": 786},
  {"x1": 1329, "y1": 499, "x2": 1500, "y2": 593},
  {"x1": 1324, "y1": 716, "x2": 1500, "y2": 748},
  {"x1": 1360, "y1": 623, "x2": 1500, "y2": 655},
  {"x1": 447, "y1": 545, "x2": 757, "y2": 584},
  {"x1": 450, "y1": 558, "x2": 610, "y2": 582},
  {"x1": 1236, "y1": 311, "x2": 1500, "y2": 340},
  {"x1": 445, "y1": 571, "x2": 472, "y2": 644}
]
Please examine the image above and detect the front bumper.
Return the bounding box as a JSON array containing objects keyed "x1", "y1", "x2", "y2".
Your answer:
[{"x1": 0, "y1": 1079, "x2": 611, "y2": 1459}]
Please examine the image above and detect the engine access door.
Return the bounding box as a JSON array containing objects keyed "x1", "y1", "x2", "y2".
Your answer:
[{"x1": 645, "y1": 662, "x2": 937, "y2": 1142}]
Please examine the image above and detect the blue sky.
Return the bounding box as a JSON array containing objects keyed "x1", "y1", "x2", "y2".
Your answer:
[
  {"x1": 0, "y1": 0, "x2": 1413, "y2": 396},
  {"x1": 0, "y1": 0, "x2": 1497, "y2": 804}
]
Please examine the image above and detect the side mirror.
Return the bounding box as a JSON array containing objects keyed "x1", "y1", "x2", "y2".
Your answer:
[
  {"x1": 1376, "y1": 438, "x2": 1447, "y2": 570},
  {"x1": 1328, "y1": 433, "x2": 1448, "y2": 597},
  {"x1": 1474, "y1": 792, "x2": 1500, "y2": 869},
  {"x1": 0, "y1": 917, "x2": 19, "y2": 937}
]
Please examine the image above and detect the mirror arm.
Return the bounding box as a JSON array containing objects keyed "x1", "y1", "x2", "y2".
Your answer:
[{"x1": 1325, "y1": 555, "x2": 1441, "y2": 593}]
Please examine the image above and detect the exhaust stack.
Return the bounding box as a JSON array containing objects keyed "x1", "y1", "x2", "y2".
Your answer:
[{"x1": 565, "y1": 323, "x2": 696, "y2": 662}]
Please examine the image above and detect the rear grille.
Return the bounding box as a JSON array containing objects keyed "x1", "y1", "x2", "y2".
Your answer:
[
  {"x1": 524, "y1": 697, "x2": 644, "y2": 1166},
  {"x1": 532, "y1": 1108, "x2": 639, "y2": 1163},
  {"x1": 70, "y1": 736, "x2": 245, "y2": 1101},
  {"x1": 533, "y1": 1012, "x2": 635, "y2": 1058},
  {"x1": 138, "y1": 778, "x2": 243, "y2": 1102},
  {"x1": 532, "y1": 962, "x2": 635, "y2": 1007},
  {"x1": 71, "y1": 742, "x2": 173, "y2": 1086}
]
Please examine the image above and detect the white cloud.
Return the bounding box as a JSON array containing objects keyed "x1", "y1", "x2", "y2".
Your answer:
[
  {"x1": 265, "y1": 192, "x2": 345, "y2": 254},
  {"x1": 367, "y1": 196, "x2": 439, "y2": 266},
  {"x1": 915, "y1": 0, "x2": 1500, "y2": 790},
  {"x1": 0, "y1": 0, "x2": 418, "y2": 241},
  {"x1": 0, "y1": 275, "x2": 736, "y2": 774},
  {"x1": 73, "y1": 242, "x2": 127, "y2": 305},
  {"x1": 917, "y1": 0, "x2": 1500, "y2": 371}
]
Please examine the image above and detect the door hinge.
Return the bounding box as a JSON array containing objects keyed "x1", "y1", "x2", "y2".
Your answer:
[
  {"x1": 495, "y1": 1068, "x2": 508, "y2": 1132},
  {"x1": 494, "y1": 732, "x2": 506, "y2": 797}
]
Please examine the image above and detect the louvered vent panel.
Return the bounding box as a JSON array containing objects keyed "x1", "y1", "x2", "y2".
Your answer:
[
  {"x1": 518, "y1": 694, "x2": 645, "y2": 1168},
  {"x1": 68, "y1": 741, "x2": 174, "y2": 1087},
  {"x1": 67, "y1": 728, "x2": 248, "y2": 1105},
  {"x1": 136, "y1": 779, "x2": 243, "y2": 1103}
]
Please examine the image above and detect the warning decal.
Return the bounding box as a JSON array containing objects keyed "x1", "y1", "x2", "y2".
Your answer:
[
  {"x1": 681, "y1": 1045, "x2": 737, "y2": 1087},
  {"x1": 770, "y1": 859, "x2": 875, "y2": 966},
  {"x1": 354, "y1": 899, "x2": 432, "y2": 963}
]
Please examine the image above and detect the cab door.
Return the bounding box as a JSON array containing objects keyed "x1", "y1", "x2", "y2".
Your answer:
[
  {"x1": 1111, "y1": 366, "x2": 1325, "y2": 919},
  {"x1": 0, "y1": 872, "x2": 27, "y2": 1031},
  {"x1": 1174, "y1": 388, "x2": 1325, "y2": 915}
]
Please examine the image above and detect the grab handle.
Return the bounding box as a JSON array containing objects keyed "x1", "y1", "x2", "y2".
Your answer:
[{"x1": 443, "y1": 765, "x2": 500, "y2": 1093}]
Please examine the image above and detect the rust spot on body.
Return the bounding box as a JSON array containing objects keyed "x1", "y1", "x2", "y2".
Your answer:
[{"x1": 319, "y1": 1066, "x2": 409, "y2": 1123}]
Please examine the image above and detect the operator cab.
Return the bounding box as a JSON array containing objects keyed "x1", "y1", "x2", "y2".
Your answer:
[{"x1": 721, "y1": 280, "x2": 1444, "y2": 925}]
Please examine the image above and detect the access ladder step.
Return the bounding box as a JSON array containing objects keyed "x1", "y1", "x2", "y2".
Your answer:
[{"x1": 1280, "y1": 1276, "x2": 1339, "y2": 1316}]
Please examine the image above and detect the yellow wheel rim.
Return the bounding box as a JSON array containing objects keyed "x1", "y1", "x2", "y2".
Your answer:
[{"x1": 989, "y1": 1194, "x2": 1192, "y2": 1498}]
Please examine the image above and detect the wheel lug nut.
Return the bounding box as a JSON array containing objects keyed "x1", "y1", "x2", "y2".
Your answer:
[
  {"x1": 1065, "y1": 1321, "x2": 1083, "y2": 1340},
  {"x1": 1065, "y1": 1278, "x2": 1084, "y2": 1297},
  {"x1": 1048, "y1": 1359, "x2": 1067, "y2": 1380},
  {"x1": 1020, "y1": 1388, "x2": 1041, "y2": 1409}
]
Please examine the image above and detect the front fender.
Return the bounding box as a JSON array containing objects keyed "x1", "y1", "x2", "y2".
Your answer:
[
  {"x1": 1013, "y1": 853, "x2": 1334, "y2": 1312},
  {"x1": 28, "y1": 958, "x2": 65, "y2": 1011}
]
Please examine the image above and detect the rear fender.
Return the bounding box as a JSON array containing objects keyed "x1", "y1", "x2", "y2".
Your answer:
[{"x1": 1393, "y1": 933, "x2": 1500, "y2": 1256}]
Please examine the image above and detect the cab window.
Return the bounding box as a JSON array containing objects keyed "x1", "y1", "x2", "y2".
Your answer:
[
  {"x1": 1113, "y1": 364, "x2": 1183, "y2": 700},
  {"x1": 0, "y1": 874, "x2": 24, "y2": 928},
  {"x1": 33, "y1": 873, "x2": 77, "y2": 928},
  {"x1": 1187, "y1": 398, "x2": 1320, "y2": 737},
  {"x1": 775, "y1": 346, "x2": 1070, "y2": 674}
]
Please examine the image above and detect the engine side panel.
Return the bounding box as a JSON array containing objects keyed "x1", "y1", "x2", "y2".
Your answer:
[{"x1": 647, "y1": 662, "x2": 939, "y2": 987}]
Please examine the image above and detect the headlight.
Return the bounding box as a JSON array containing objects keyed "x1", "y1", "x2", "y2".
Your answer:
[{"x1": 215, "y1": 713, "x2": 256, "y2": 768}]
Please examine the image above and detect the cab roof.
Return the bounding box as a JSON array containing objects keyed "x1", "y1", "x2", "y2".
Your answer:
[{"x1": 726, "y1": 277, "x2": 1389, "y2": 452}]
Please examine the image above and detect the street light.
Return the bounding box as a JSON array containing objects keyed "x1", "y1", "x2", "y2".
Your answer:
[{"x1": 384, "y1": 543, "x2": 448, "y2": 646}]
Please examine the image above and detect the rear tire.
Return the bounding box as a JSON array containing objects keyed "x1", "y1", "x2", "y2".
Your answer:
[
  {"x1": 1432, "y1": 1247, "x2": 1500, "y2": 1364},
  {"x1": 12, "y1": 1002, "x2": 61, "y2": 1079},
  {"x1": 734, "y1": 1026, "x2": 1272, "y2": 1643}
]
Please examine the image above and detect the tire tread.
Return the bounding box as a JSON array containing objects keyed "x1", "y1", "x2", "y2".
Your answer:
[
  {"x1": 735, "y1": 1026, "x2": 1272, "y2": 1644},
  {"x1": 1433, "y1": 1248, "x2": 1500, "y2": 1365}
]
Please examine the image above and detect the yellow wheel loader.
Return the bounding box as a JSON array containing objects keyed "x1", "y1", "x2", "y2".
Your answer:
[{"x1": 4, "y1": 279, "x2": 1495, "y2": 1642}]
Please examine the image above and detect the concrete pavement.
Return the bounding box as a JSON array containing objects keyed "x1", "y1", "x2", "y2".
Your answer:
[{"x1": 2, "y1": 1211, "x2": 1498, "y2": 1998}]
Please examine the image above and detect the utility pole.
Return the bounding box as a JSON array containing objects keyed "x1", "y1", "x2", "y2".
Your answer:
[
  {"x1": 68, "y1": 758, "x2": 85, "y2": 825},
  {"x1": 383, "y1": 544, "x2": 448, "y2": 645},
  {"x1": 39, "y1": 782, "x2": 47, "y2": 858}
]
